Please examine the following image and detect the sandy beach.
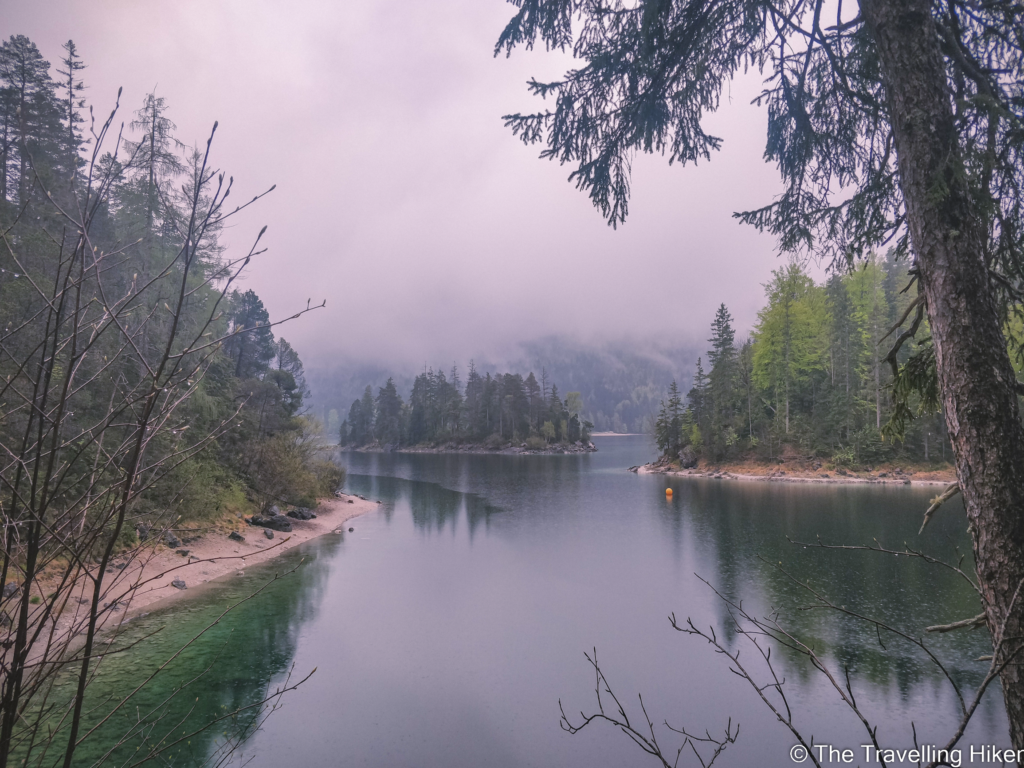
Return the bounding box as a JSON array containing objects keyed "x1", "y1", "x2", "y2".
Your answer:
[
  {"x1": 634, "y1": 461, "x2": 956, "y2": 487},
  {"x1": 45, "y1": 493, "x2": 380, "y2": 638}
]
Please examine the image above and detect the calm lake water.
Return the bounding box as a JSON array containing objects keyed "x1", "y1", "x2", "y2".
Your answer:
[{"x1": 70, "y1": 435, "x2": 1008, "y2": 767}]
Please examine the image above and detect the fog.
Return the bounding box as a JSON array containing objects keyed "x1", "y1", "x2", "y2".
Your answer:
[{"x1": 5, "y1": 0, "x2": 799, "y2": 373}]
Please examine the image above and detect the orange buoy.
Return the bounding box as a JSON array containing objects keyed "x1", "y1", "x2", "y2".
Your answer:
[{"x1": 665, "y1": 488, "x2": 673, "y2": 497}]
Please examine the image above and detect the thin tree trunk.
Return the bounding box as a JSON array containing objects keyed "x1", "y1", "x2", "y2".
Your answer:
[
  {"x1": 747, "y1": 383, "x2": 753, "y2": 438},
  {"x1": 862, "y1": 0, "x2": 1024, "y2": 747},
  {"x1": 875, "y1": 351, "x2": 881, "y2": 430},
  {"x1": 785, "y1": 378, "x2": 790, "y2": 434}
]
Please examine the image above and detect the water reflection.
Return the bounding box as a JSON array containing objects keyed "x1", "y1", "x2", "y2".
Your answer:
[
  {"x1": 346, "y1": 473, "x2": 500, "y2": 538},
  {"x1": 328, "y1": 441, "x2": 1004, "y2": 761},
  {"x1": 657, "y1": 477, "x2": 988, "y2": 701},
  {"x1": 58, "y1": 537, "x2": 338, "y2": 767},
  {"x1": 59, "y1": 437, "x2": 1008, "y2": 768}
]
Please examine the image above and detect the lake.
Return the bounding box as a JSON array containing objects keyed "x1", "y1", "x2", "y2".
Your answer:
[{"x1": 69, "y1": 435, "x2": 1008, "y2": 767}]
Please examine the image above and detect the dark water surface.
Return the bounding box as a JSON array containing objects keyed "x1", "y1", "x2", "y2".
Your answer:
[{"x1": 75, "y1": 435, "x2": 1008, "y2": 767}]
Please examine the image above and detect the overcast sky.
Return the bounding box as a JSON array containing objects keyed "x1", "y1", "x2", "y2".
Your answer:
[{"x1": 5, "y1": 0, "x2": 801, "y2": 370}]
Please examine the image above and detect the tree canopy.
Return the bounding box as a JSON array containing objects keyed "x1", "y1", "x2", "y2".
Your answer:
[{"x1": 495, "y1": 0, "x2": 1022, "y2": 279}]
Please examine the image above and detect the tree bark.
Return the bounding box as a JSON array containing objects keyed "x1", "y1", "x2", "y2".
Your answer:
[{"x1": 861, "y1": 0, "x2": 1024, "y2": 747}]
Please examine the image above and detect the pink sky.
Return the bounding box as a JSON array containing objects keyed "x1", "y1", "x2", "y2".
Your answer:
[{"x1": 5, "y1": 0, "x2": 807, "y2": 368}]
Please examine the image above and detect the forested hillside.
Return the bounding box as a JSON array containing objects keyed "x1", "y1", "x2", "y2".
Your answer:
[
  {"x1": 513, "y1": 338, "x2": 700, "y2": 433},
  {"x1": 656, "y1": 255, "x2": 954, "y2": 467},
  {"x1": 0, "y1": 35, "x2": 341, "y2": 526},
  {"x1": 340, "y1": 365, "x2": 593, "y2": 449},
  {"x1": 310, "y1": 339, "x2": 700, "y2": 437}
]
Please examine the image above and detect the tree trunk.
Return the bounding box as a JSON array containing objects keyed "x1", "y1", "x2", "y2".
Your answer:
[
  {"x1": 875, "y1": 351, "x2": 881, "y2": 430},
  {"x1": 861, "y1": 0, "x2": 1024, "y2": 747}
]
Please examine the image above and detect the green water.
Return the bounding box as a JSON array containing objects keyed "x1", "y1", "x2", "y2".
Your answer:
[{"x1": 31, "y1": 436, "x2": 1008, "y2": 767}]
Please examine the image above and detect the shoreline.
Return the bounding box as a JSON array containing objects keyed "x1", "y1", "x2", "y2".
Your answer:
[
  {"x1": 343, "y1": 441, "x2": 597, "y2": 456},
  {"x1": 631, "y1": 460, "x2": 956, "y2": 487},
  {"x1": 49, "y1": 493, "x2": 379, "y2": 637}
]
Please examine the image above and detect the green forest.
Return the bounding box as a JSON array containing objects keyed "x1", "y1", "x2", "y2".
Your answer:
[
  {"x1": 656, "y1": 254, "x2": 957, "y2": 468},
  {"x1": 309, "y1": 338, "x2": 699, "y2": 438},
  {"x1": 340, "y1": 365, "x2": 594, "y2": 450},
  {"x1": 0, "y1": 35, "x2": 341, "y2": 526}
]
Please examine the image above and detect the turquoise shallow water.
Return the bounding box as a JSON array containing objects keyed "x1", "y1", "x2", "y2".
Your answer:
[{"x1": 56, "y1": 436, "x2": 1007, "y2": 767}]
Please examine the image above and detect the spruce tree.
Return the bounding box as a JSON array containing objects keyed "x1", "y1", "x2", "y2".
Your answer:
[
  {"x1": 56, "y1": 40, "x2": 86, "y2": 181},
  {"x1": 226, "y1": 290, "x2": 276, "y2": 379},
  {"x1": 376, "y1": 377, "x2": 404, "y2": 446},
  {"x1": 707, "y1": 304, "x2": 737, "y2": 456},
  {"x1": 0, "y1": 35, "x2": 60, "y2": 204},
  {"x1": 655, "y1": 380, "x2": 684, "y2": 457}
]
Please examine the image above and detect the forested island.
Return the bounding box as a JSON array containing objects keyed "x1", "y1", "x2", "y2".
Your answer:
[
  {"x1": 309, "y1": 337, "x2": 699, "y2": 437},
  {"x1": 339, "y1": 365, "x2": 596, "y2": 453},
  {"x1": 653, "y1": 253, "x2": 956, "y2": 473}
]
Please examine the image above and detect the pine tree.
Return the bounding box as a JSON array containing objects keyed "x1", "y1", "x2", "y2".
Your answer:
[
  {"x1": 706, "y1": 303, "x2": 738, "y2": 456},
  {"x1": 445, "y1": 365, "x2": 463, "y2": 437},
  {"x1": 655, "y1": 381, "x2": 684, "y2": 456},
  {"x1": 226, "y1": 290, "x2": 276, "y2": 379},
  {"x1": 56, "y1": 40, "x2": 86, "y2": 181},
  {"x1": 707, "y1": 304, "x2": 736, "y2": 369},
  {"x1": 525, "y1": 372, "x2": 542, "y2": 430},
  {"x1": 359, "y1": 385, "x2": 375, "y2": 443},
  {"x1": 125, "y1": 92, "x2": 185, "y2": 231},
  {"x1": 687, "y1": 358, "x2": 709, "y2": 431},
  {"x1": 274, "y1": 338, "x2": 309, "y2": 405},
  {"x1": 376, "y1": 377, "x2": 404, "y2": 445},
  {"x1": 464, "y1": 361, "x2": 484, "y2": 438},
  {"x1": 0, "y1": 35, "x2": 60, "y2": 204}
]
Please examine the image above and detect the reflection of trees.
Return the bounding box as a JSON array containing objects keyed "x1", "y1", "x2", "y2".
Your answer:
[
  {"x1": 657, "y1": 480, "x2": 989, "y2": 694},
  {"x1": 344, "y1": 472, "x2": 499, "y2": 539},
  {"x1": 53, "y1": 539, "x2": 338, "y2": 768},
  {"x1": 408, "y1": 481, "x2": 463, "y2": 533},
  {"x1": 339, "y1": 451, "x2": 592, "y2": 537}
]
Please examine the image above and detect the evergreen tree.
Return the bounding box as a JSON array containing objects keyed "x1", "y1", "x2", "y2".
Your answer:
[
  {"x1": 655, "y1": 380, "x2": 684, "y2": 456},
  {"x1": 525, "y1": 372, "x2": 542, "y2": 430},
  {"x1": 56, "y1": 40, "x2": 86, "y2": 180},
  {"x1": 687, "y1": 358, "x2": 708, "y2": 432},
  {"x1": 274, "y1": 338, "x2": 309, "y2": 404},
  {"x1": 707, "y1": 304, "x2": 736, "y2": 369},
  {"x1": 464, "y1": 361, "x2": 485, "y2": 438},
  {"x1": 346, "y1": 400, "x2": 365, "y2": 445},
  {"x1": 225, "y1": 289, "x2": 276, "y2": 379},
  {"x1": 359, "y1": 385, "x2": 375, "y2": 442},
  {"x1": 376, "y1": 377, "x2": 404, "y2": 445},
  {"x1": 0, "y1": 35, "x2": 60, "y2": 204},
  {"x1": 124, "y1": 92, "x2": 185, "y2": 231},
  {"x1": 706, "y1": 304, "x2": 737, "y2": 457}
]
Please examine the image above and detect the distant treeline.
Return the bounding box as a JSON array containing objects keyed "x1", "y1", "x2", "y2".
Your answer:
[
  {"x1": 340, "y1": 365, "x2": 593, "y2": 449},
  {"x1": 657, "y1": 254, "x2": 953, "y2": 467},
  {"x1": 308, "y1": 339, "x2": 701, "y2": 437}
]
